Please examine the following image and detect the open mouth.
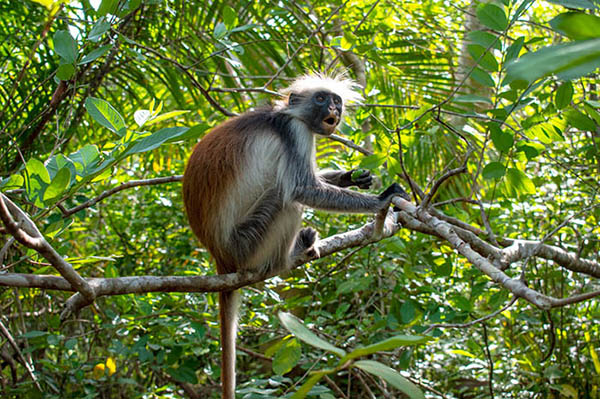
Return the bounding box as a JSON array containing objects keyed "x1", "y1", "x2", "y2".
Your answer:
[{"x1": 321, "y1": 113, "x2": 340, "y2": 133}]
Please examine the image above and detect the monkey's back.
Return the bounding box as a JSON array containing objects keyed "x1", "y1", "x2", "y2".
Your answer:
[{"x1": 183, "y1": 110, "x2": 297, "y2": 273}]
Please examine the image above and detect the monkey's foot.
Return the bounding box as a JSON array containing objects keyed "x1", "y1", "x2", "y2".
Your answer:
[{"x1": 297, "y1": 227, "x2": 320, "y2": 258}]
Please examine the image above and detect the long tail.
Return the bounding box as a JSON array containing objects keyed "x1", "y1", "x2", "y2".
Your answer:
[{"x1": 219, "y1": 290, "x2": 240, "y2": 399}]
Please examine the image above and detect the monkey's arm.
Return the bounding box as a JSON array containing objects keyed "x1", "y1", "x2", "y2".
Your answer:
[
  {"x1": 318, "y1": 169, "x2": 372, "y2": 189},
  {"x1": 294, "y1": 183, "x2": 407, "y2": 213}
]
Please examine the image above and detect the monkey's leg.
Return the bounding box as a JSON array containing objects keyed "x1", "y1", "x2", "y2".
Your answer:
[
  {"x1": 219, "y1": 290, "x2": 241, "y2": 399},
  {"x1": 228, "y1": 189, "x2": 284, "y2": 267}
]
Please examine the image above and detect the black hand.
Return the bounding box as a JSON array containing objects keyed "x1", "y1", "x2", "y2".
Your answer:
[
  {"x1": 340, "y1": 169, "x2": 373, "y2": 189},
  {"x1": 378, "y1": 183, "x2": 410, "y2": 201}
]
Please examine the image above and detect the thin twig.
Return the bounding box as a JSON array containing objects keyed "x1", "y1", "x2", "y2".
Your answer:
[
  {"x1": 424, "y1": 296, "x2": 517, "y2": 334},
  {"x1": 59, "y1": 175, "x2": 183, "y2": 217},
  {"x1": 0, "y1": 318, "x2": 42, "y2": 391}
]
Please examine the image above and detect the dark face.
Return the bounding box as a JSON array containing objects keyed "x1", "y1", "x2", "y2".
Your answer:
[{"x1": 289, "y1": 90, "x2": 343, "y2": 135}]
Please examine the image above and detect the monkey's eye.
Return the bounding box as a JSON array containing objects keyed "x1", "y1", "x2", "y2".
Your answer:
[
  {"x1": 315, "y1": 94, "x2": 326, "y2": 103},
  {"x1": 333, "y1": 97, "x2": 341, "y2": 105}
]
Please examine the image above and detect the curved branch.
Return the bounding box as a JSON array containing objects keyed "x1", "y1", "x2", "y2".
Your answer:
[
  {"x1": 0, "y1": 193, "x2": 96, "y2": 303},
  {"x1": 59, "y1": 175, "x2": 183, "y2": 217}
]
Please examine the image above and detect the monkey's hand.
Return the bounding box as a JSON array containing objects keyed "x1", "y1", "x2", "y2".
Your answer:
[
  {"x1": 340, "y1": 169, "x2": 373, "y2": 189},
  {"x1": 378, "y1": 183, "x2": 410, "y2": 203}
]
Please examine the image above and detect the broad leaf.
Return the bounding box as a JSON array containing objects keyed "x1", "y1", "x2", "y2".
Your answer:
[
  {"x1": 79, "y1": 45, "x2": 112, "y2": 65},
  {"x1": 278, "y1": 312, "x2": 346, "y2": 357},
  {"x1": 43, "y1": 167, "x2": 71, "y2": 203},
  {"x1": 272, "y1": 339, "x2": 301, "y2": 375},
  {"x1": 504, "y1": 168, "x2": 536, "y2": 197},
  {"x1": 555, "y1": 82, "x2": 574, "y2": 109},
  {"x1": 341, "y1": 335, "x2": 430, "y2": 363},
  {"x1": 122, "y1": 127, "x2": 189, "y2": 156},
  {"x1": 53, "y1": 30, "x2": 77, "y2": 63},
  {"x1": 290, "y1": 371, "x2": 331, "y2": 399},
  {"x1": 505, "y1": 38, "x2": 600, "y2": 83},
  {"x1": 476, "y1": 3, "x2": 508, "y2": 31},
  {"x1": 482, "y1": 162, "x2": 506, "y2": 180},
  {"x1": 85, "y1": 97, "x2": 126, "y2": 134},
  {"x1": 550, "y1": 12, "x2": 600, "y2": 40},
  {"x1": 355, "y1": 360, "x2": 425, "y2": 399}
]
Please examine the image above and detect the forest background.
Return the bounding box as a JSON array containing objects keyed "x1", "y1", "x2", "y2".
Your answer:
[{"x1": 1, "y1": 0, "x2": 600, "y2": 398}]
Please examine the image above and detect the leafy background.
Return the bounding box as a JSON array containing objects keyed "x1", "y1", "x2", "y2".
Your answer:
[{"x1": 1, "y1": 0, "x2": 600, "y2": 398}]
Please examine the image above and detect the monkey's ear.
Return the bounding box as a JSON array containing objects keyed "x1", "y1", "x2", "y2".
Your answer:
[{"x1": 288, "y1": 93, "x2": 302, "y2": 106}]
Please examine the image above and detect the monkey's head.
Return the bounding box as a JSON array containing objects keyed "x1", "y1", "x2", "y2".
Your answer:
[{"x1": 280, "y1": 73, "x2": 363, "y2": 136}]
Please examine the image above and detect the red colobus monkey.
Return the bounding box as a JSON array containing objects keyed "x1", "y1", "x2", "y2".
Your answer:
[{"x1": 183, "y1": 74, "x2": 407, "y2": 399}]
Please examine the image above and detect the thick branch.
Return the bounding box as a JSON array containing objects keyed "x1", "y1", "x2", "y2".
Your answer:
[{"x1": 0, "y1": 194, "x2": 95, "y2": 303}]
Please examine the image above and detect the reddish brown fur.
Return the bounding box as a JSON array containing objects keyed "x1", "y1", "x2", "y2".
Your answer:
[{"x1": 183, "y1": 119, "x2": 245, "y2": 274}]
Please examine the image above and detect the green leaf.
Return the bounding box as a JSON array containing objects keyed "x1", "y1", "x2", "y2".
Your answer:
[
  {"x1": 85, "y1": 97, "x2": 126, "y2": 134},
  {"x1": 97, "y1": 0, "x2": 119, "y2": 16},
  {"x1": 467, "y1": 44, "x2": 499, "y2": 72},
  {"x1": 43, "y1": 167, "x2": 71, "y2": 203},
  {"x1": 546, "y1": 0, "x2": 599, "y2": 10},
  {"x1": 166, "y1": 366, "x2": 198, "y2": 384},
  {"x1": 490, "y1": 124, "x2": 514, "y2": 152},
  {"x1": 1, "y1": 174, "x2": 24, "y2": 190},
  {"x1": 341, "y1": 335, "x2": 430, "y2": 363},
  {"x1": 467, "y1": 30, "x2": 501, "y2": 50},
  {"x1": 53, "y1": 30, "x2": 78, "y2": 63},
  {"x1": 214, "y1": 22, "x2": 227, "y2": 40},
  {"x1": 555, "y1": 82, "x2": 574, "y2": 109},
  {"x1": 122, "y1": 127, "x2": 189, "y2": 156},
  {"x1": 26, "y1": 158, "x2": 51, "y2": 184},
  {"x1": 146, "y1": 110, "x2": 190, "y2": 126},
  {"x1": 20, "y1": 330, "x2": 49, "y2": 339},
  {"x1": 504, "y1": 168, "x2": 536, "y2": 197},
  {"x1": 354, "y1": 360, "x2": 425, "y2": 399},
  {"x1": 79, "y1": 45, "x2": 112, "y2": 65},
  {"x1": 504, "y1": 36, "x2": 525, "y2": 63},
  {"x1": 360, "y1": 153, "x2": 386, "y2": 169},
  {"x1": 470, "y1": 67, "x2": 495, "y2": 87},
  {"x1": 89, "y1": 18, "x2": 111, "y2": 41},
  {"x1": 56, "y1": 63, "x2": 75, "y2": 80},
  {"x1": 482, "y1": 162, "x2": 506, "y2": 180},
  {"x1": 272, "y1": 339, "x2": 301, "y2": 375},
  {"x1": 505, "y1": 38, "x2": 600, "y2": 83},
  {"x1": 223, "y1": 5, "x2": 237, "y2": 28},
  {"x1": 290, "y1": 370, "x2": 331, "y2": 399},
  {"x1": 476, "y1": 3, "x2": 508, "y2": 31},
  {"x1": 566, "y1": 110, "x2": 597, "y2": 130},
  {"x1": 550, "y1": 12, "x2": 600, "y2": 40},
  {"x1": 278, "y1": 312, "x2": 346, "y2": 357}
]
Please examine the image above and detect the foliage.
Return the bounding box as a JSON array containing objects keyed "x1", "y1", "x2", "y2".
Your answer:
[{"x1": 1, "y1": 0, "x2": 599, "y2": 398}]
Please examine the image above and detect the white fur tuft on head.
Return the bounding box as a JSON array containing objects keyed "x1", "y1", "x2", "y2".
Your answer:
[{"x1": 281, "y1": 72, "x2": 363, "y2": 105}]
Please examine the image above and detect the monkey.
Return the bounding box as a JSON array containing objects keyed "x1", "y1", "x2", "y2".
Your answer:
[{"x1": 182, "y1": 74, "x2": 408, "y2": 399}]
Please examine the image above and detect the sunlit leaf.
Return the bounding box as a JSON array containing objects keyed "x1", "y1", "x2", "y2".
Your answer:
[
  {"x1": 505, "y1": 38, "x2": 600, "y2": 83},
  {"x1": 550, "y1": 12, "x2": 600, "y2": 40},
  {"x1": 85, "y1": 97, "x2": 126, "y2": 134},
  {"x1": 272, "y1": 338, "x2": 301, "y2": 375},
  {"x1": 43, "y1": 167, "x2": 71, "y2": 202},
  {"x1": 504, "y1": 168, "x2": 536, "y2": 197}
]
